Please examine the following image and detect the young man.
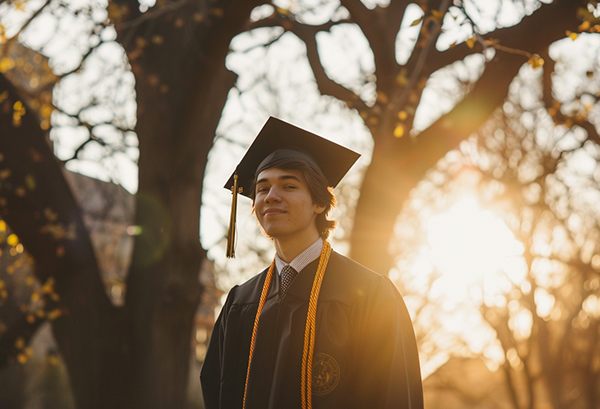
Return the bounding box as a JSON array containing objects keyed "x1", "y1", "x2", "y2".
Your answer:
[{"x1": 201, "y1": 117, "x2": 423, "y2": 409}]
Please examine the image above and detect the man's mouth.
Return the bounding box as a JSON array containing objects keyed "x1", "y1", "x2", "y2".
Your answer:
[{"x1": 263, "y1": 208, "x2": 286, "y2": 216}]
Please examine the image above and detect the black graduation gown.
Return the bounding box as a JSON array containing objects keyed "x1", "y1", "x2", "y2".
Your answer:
[{"x1": 200, "y1": 251, "x2": 423, "y2": 409}]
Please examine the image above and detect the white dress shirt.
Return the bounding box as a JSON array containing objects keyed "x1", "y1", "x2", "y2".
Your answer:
[{"x1": 275, "y1": 237, "x2": 323, "y2": 276}]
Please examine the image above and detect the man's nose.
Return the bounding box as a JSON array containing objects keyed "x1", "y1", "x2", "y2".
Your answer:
[{"x1": 265, "y1": 186, "x2": 281, "y2": 202}]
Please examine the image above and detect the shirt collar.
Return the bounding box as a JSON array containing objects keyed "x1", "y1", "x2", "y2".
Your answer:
[{"x1": 275, "y1": 237, "x2": 323, "y2": 275}]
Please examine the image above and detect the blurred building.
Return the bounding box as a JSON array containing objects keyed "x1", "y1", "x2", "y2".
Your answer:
[{"x1": 0, "y1": 170, "x2": 220, "y2": 408}]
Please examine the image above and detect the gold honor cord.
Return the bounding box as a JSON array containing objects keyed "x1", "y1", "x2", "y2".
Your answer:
[
  {"x1": 301, "y1": 242, "x2": 331, "y2": 409},
  {"x1": 242, "y1": 260, "x2": 275, "y2": 409},
  {"x1": 242, "y1": 242, "x2": 332, "y2": 409},
  {"x1": 226, "y1": 174, "x2": 241, "y2": 258}
]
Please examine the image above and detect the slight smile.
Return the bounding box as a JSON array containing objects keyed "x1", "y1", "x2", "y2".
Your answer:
[{"x1": 263, "y1": 208, "x2": 286, "y2": 216}]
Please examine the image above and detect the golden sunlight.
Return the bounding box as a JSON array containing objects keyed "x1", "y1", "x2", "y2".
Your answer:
[
  {"x1": 426, "y1": 195, "x2": 525, "y2": 301},
  {"x1": 408, "y1": 194, "x2": 530, "y2": 375}
]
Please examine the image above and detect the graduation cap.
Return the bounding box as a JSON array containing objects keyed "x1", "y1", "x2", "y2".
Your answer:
[{"x1": 224, "y1": 116, "x2": 360, "y2": 257}]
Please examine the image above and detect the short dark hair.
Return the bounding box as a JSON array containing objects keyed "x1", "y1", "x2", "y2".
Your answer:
[{"x1": 251, "y1": 158, "x2": 337, "y2": 240}]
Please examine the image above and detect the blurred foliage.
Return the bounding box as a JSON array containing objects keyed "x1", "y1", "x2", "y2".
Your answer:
[{"x1": 393, "y1": 27, "x2": 600, "y2": 409}]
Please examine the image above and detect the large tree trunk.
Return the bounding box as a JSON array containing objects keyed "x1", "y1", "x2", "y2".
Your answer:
[
  {"x1": 349, "y1": 0, "x2": 582, "y2": 274},
  {"x1": 114, "y1": 0, "x2": 266, "y2": 406}
]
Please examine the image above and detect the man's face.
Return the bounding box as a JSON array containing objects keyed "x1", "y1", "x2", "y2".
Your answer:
[{"x1": 253, "y1": 167, "x2": 325, "y2": 240}]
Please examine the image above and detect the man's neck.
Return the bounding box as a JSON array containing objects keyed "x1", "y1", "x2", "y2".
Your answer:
[{"x1": 273, "y1": 230, "x2": 321, "y2": 263}]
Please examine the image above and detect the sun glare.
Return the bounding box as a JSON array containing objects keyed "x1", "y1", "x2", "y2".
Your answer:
[
  {"x1": 409, "y1": 194, "x2": 529, "y2": 375},
  {"x1": 425, "y1": 195, "x2": 525, "y2": 305}
]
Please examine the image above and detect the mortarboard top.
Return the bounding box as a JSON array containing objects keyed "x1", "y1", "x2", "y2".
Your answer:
[
  {"x1": 224, "y1": 116, "x2": 360, "y2": 198},
  {"x1": 224, "y1": 116, "x2": 360, "y2": 257}
]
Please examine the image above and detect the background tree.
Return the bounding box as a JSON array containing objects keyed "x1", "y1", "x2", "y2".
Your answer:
[
  {"x1": 224, "y1": 0, "x2": 584, "y2": 274},
  {"x1": 1, "y1": 0, "x2": 263, "y2": 407}
]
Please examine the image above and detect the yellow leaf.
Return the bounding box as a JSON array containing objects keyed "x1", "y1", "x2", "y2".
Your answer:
[
  {"x1": 107, "y1": 3, "x2": 129, "y2": 23},
  {"x1": 135, "y1": 37, "x2": 148, "y2": 49},
  {"x1": 579, "y1": 21, "x2": 591, "y2": 32},
  {"x1": 151, "y1": 35, "x2": 164, "y2": 45},
  {"x1": 7, "y1": 234, "x2": 18, "y2": 246},
  {"x1": 0, "y1": 57, "x2": 15, "y2": 73},
  {"x1": 44, "y1": 208, "x2": 58, "y2": 222},
  {"x1": 26, "y1": 315, "x2": 35, "y2": 324},
  {"x1": 376, "y1": 92, "x2": 388, "y2": 104},
  {"x1": 25, "y1": 175, "x2": 35, "y2": 191},
  {"x1": 211, "y1": 8, "x2": 224, "y2": 18},
  {"x1": 527, "y1": 54, "x2": 544, "y2": 70},
  {"x1": 48, "y1": 355, "x2": 59, "y2": 366},
  {"x1": 15, "y1": 337, "x2": 25, "y2": 349},
  {"x1": 17, "y1": 353, "x2": 27, "y2": 364},
  {"x1": 410, "y1": 17, "x2": 423, "y2": 27},
  {"x1": 394, "y1": 124, "x2": 405, "y2": 138},
  {"x1": 396, "y1": 72, "x2": 408, "y2": 86},
  {"x1": 566, "y1": 30, "x2": 578, "y2": 41},
  {"x1": 398, "y1": 111, "x2": 408, "y2": 120},
  {"x1": 276, "y1": 7, "x2": 291, "y2": 16},
  {"x1": 147, "y1": 74, "x2": 160, "y2": 86},
  {"x1": 577, "y1": 7, "x2": 600, "y2": 24},
  {"x1": 466, "y1": 36, "x2": 476, "y2": 49},
  {"x1": 31, "y1": 292, "x2": 40, "y2": 302},
  {"x1": 431, "y1": 10, "x2": 444, "y2": 22},
  {"x1": 48, "y1": 309, "x2": 62, "y2": 320}
]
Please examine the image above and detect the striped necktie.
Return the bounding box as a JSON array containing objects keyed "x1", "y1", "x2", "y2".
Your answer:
[{"x1": 280, "y1": 265, "x2": 298, "y2": 298}]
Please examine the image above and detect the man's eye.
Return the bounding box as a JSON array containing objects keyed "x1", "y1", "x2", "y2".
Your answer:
[
  {"x1": 257, "y1": 187, "x2": 270, "y2": 193},
  {"x1": 284, "y1": 185, "x2": 297, "y2": 189}
]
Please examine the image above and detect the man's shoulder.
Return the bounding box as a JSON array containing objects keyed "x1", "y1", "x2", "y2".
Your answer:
[
  {"x1": 325, "y1": 251, "x2": 398, "y2": 298},
  {"x1": 328, "y1": 251, "x2": 382, "y2": 281}
]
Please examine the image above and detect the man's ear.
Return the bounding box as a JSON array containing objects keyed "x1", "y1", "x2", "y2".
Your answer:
[{"x1": 314, "y1": 204, "x2": 326, "y2": 215}]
